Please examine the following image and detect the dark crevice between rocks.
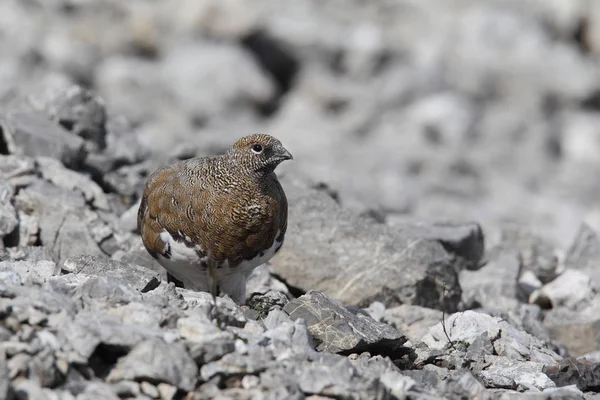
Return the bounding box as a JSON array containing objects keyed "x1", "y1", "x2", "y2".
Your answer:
[
  {"x1": 127, "y1": 42, "x2": 161, "y2": 61},
  {"x1": 79, "y1": 157, "x2": 136, "y2": 196},
  {"x1": 358, "y1": 208, "x2": 386, "y2": 224},
  {"x1": 572, "y1": 16, "x2": 591, "y2": 54},
  {"x1": 391, "y1": 346, "x2": 419, "y2": 370},
  {"x1": 311, "y1": 182, "x2": 340, "y2": 204},
  {"x1": 270, "y1": 272, "x2": 306, "y2": 299},
  {"x1": 2, "y1": 225, "x2": 21, "y2": 248},
  {"x1": 88, "y1": 344, "x2": 128, "y2": 380},
  {"x1": 415, "y1": 271, "x2": 461, "y2": 313},
  {"x1": 241, "y1": 29, "x2": 300, "y2": 117},
  {"x1": 339, "y1": 340, "x2": 413, "y2": 361},
  {"x1": 0, "y1": 123, "x2": 9, "y2": 155},
  {"x1": 580, "y1": 88, "x2": 600, "y2": 112},
  {"x1": 80, "y1": 166, "x2": 116, "y2": 196},
  {"x1": 167, "y1": 272, "x2": 185, "y2": 289},
  {"x1": 438, "y1": 241, "x2": 484, "y2": 273}
]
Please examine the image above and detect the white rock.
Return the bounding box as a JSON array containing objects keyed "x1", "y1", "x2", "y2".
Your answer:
[{"x1": 538, "y1": 269, "x2": 595, "y2": 309}]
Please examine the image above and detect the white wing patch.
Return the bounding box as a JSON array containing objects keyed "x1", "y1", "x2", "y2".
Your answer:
[
  {"x1": 155, "y1": 229, "x2": 283, "y2": 304},
  {"x1": 158, "y1": 230, "x2": 199, "y2": 262}
]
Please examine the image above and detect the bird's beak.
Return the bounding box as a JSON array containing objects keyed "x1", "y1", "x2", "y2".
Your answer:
[
  {"x1": 280, "y1": 148, "x2": 294, "y2": 161},
  {"x1": 275, "y1": 144, "x2": 293, "y2": 161}
]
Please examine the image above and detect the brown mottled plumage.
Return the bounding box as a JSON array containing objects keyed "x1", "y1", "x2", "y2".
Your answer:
[{"x1": 137, "y1": 134, "x2": 292, "y2": 304}]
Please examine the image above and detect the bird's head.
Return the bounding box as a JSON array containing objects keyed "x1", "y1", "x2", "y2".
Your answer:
[{"x1": 229, "y1": 134, "x2": 293, "y2": 177}]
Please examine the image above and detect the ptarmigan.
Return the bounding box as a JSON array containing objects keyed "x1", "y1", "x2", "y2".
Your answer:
[{"x1": 137, "y1": 134, "x2": 292, "y2": 304}]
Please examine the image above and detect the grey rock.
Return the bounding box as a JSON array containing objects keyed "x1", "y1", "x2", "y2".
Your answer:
[
  {"x1": 0, "y1": 155, "x2": 37, "y2": 190},
  {"x1": 13, "y1": 183, "x2": 105, "y2": 265},
  {"x1": 102, "y1": 161, "x2": 153, "y2": 200},
  {"x1": 518, "y1": 270, "x2": 543, "y2": 301},
  {"x1": 254, "y1": 368, "x2": 305, "y2": 400},
  {"x1": 0, "y1": 260, "x2": 55, "y2": 285},
  {"x1": 263, "y1": 316, "x2": 316, "y2": 359},
  {"x1": 0, "y1": 262, "x2": 23, "y2": 285},
  {"x1": 157, "y1": 383, "x2": 177, "y2": 400},
  {"x1": 36, "y1": 331, "x2": 60, "y2": 351},
  {"x1": 200, "y1": 345, "x2": 276, "y2": 381},
  {"x1": 5, "y1": 247, "x2": 54, "y2": 263},
  {"x1": 245, "y1": 263, "x2": 291, "y2": 300},
  {"x1": 483, "y1": 305, "x2": 555, "y2": 352},
  {"x1": 284, "y1": 291, "x2": 407, "y2": 354},
  {"x1": 499, "y1": 225, "x2": 558, "y2": 284},
  {"x1": 514, "y1": 384, "x2": 589, "y2": 400},
  {"x1": 14, "y1": 212, "x2": 40, "y2": 248},
  {"x1": 421, "y1": 310, "x2": 562, "y2": 390},
  {"x1": 187, "y1": 338, "x2": 236, "y2": 366},
  {"x1": 177, "y1": 312, "x2": 233, "y2": 344},
  {"x1": 117, "y1": 201, "x2": 140, "y2": 233},
  {"x1": 0, "y1": 248, "x2": 8, "y2": 261},
  {"x1": 36, "y1": 157, "x2": 109, "y2": 211},
  {"x1": 54, "y1": 311, "x2": 164, "y2": 363},
  {"x1": 102, "y1": 302, "x2": 164, "y2": 330},
  {"x1": 582, "y1": 350, "x2": 600, "y2": 363},
  {"x1": 4, "y1": 283, "x2": 79, "y2": 316},
  {"x1": 362, "y1": 301, "x2": 386, "y2": 323},
  {"x1": 533, "y1": 269, "x2": 596, "y2": 310},
  {"x1": 0, "y1": 351, "x2": 9, "y2": 399},
  {"x1": 140, "y1": 381, "x2": 159, "y2": 398},
  {"x1": 480, "y1": 355, "x2": 556, "y2": 391},
  {"x1": 1, "y1": 341, "x2": 39, "y2": 357},
  {"x1": 47, "y1": 273, "x2": 93, "y2": 296},
  {"x1": 437, "y1": 370, "x2": 489, "y2": 400},
  {"x1": 479, "y1": 371, "x2": 518, "y2": 390},
  {"x1": 12, "y1": 378, "x2": 54, "y2": 400},
  {"x1": 29, "y1": 348, "x2": 63, "y2": 388},
  {"x1": 383, "y1": 304, "x2": 442, "y2": 343},
  {"x1": 8, "y1": 352, "x2": 30, "y2": 380},
  {"x1": 177, "y1": 290, "x2": 247, "y2": 328},
  {"x1": 389, "y1": 218, "x2": 485, "y2": 271},
  {"x1": 75, "y1": 276, "x2": 143, "y2": 305},
  {"x1": 0, "y1": 111, "x2": 86, "y2": 169},
  {"x1": 543, "y1": 298, "x2": 600, "y2": 357},
  {"x1": 247, "y1": 290, "x2": 290, "y2": 317},
  {"x1": 459, "y1": 248, "x2": 521, "y2": 310},
  {"x1": 544, "y1": 357, "x2": 600, "y2": 393},
  {"x1": 274, "y1": 174, "x2": 467, "y2": 309},
  {"x1": 347, "y1": 352, "x2": 401, "y2": 380},
  {"x1": 0, "y1": 184, "x2": 18, "y2": 242},
  {"x1": 422, "y1": 311, "x2": 560, "y2": 365},
  {"x1": 110, "y1": 380, "x2": 140, "y2": 398},
  {"x1": 402, "y1": 365, "x2": 450, "y2": 391},
  {"x1": 564, "y1": 223, "x2": 600, "y2": 291},
  {"x1": 110, "y1": 237, "x2": 167, "y2": 281},
  {"x1": 262, "y1": 308, "x2": 292, "y2": 330},
  {"x1": 75, "y1": 382, "x2": 120, "y2": 400},
  {"x1": 27, "y1": 85, "x2": 108, "y2": 152},
  {"x1": 63, "y1": 255, "x2": 161, "y2": 293},
  {"x1": 465, "y1": 332, "x2": 495, "y2": 362},
  {"x1": 193, "y1": 366, "x2": 305, "y2": 400},
  {"x1": 380, "y1": 371, "x2": 424, "y2": 400},
  {"x1": 296, "y1": 355, "x2": 382, "y2": 399},
  {"x1": 107, "y1": 339, "x2": 197, "y2": 392}
]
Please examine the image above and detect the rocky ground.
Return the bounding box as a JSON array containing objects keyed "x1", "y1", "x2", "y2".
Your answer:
[{"x1": 1, "y1": 0, "x2": 600, "y2": 399}]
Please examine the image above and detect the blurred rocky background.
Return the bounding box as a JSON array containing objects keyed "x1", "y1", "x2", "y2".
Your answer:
[{"x1": 1, "y1": 0, "x2": 600, "y2": 399}]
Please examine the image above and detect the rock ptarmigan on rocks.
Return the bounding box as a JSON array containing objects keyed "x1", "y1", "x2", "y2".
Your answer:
[{"x1": 137, "y1": 134, "x2": 292, "y2": 304}]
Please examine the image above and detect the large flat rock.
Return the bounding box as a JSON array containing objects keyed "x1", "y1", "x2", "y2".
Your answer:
[
  {"x1": 284, "y1": 290, "x2": 407, "y2": 355},
  {"x1": 272, "y1": 173, "x2": 484, "y2": 310}
]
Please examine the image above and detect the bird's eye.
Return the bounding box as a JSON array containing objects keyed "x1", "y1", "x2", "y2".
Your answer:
[{"x1": 251, "y1": 144, "x2": 263, "y2": 154}]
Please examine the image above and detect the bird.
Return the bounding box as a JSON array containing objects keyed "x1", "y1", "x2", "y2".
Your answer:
[{"x1": 137, "y1": 134, "x2": 292, "y2": 304}]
